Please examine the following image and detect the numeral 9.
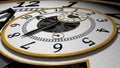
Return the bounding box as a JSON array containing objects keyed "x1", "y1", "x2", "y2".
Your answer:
[{"x1": 53, "y1": 43, "x2": 63, "y2": 53}]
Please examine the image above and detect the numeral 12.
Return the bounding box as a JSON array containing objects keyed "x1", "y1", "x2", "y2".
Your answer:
[{"x1": 13, "y1": 1, "x2": 40, "y2": 8}]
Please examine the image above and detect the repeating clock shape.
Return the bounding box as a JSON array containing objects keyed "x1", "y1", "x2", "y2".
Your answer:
[{"x1": 0, "y1": 0, "x2": 120, "y2": 68}]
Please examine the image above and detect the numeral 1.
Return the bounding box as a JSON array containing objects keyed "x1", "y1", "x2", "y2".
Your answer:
[
  {"x1": 67, "y1": 2, "x2": 78, "y2": 7},
  {"x1": 14, "y1": 2, "x2": 25, "y2": 8}
]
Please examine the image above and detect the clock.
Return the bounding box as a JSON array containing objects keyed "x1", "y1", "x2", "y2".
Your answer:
[
  {"x1": 1, "y1": 6, "x2": 117, "y2": 58},
  {"x1": 0, "y1": 0, "x2": 120, "y2": 68}
]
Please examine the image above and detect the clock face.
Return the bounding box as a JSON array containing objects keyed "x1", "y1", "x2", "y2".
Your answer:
[
  {"x1": 1, "y1": 7, "x2": 117, "y2": 57},
  {"x1": 0, "y1": 0, "x2": 120, "y2": 68}
]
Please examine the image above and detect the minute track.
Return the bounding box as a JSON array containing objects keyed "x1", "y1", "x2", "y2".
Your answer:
[{"x1": 22, "y1": 16, "x2": 95, "y2": 42}]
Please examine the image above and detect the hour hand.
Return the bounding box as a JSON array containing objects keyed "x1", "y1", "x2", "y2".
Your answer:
[{"x1": 22, "y1": 22, "x2": 57, "y2": 37}]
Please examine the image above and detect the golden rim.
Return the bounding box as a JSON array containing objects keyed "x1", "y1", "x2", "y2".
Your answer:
[
  {"x1": 1, "y1": 7, "x2": 117, "y2": 58},
  {"x1": 0, "y1": 45, "x2": 90, "y2": 66}
]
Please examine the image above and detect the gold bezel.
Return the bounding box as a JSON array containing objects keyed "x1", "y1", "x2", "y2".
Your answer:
[{"x1": 0, "y1": 44, "x2": 90, "y2": 66}]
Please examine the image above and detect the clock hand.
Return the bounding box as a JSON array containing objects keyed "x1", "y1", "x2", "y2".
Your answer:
[
  {"x1": 22, "y1": 22, "x2": 58, "y2": 37},
  {"x1": 0, "y1": 8, "x2": 15, "y2": 30},
  {"x1": 68, "y1": 14, "x2": 79, "y2": 18}
]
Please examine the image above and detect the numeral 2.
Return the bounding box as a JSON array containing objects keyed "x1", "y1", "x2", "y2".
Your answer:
[{"x1": 67, "y1": 2, "x2": 78, "y2": 7}]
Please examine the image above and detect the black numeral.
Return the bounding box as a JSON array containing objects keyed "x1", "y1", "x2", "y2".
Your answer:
[
  {"x1": 25, "y1": 1, "x2": 40, "y2": 7},
  {"x1": 14, "y1": 2, "x2": 25, "y2": 8},
  {"x1": 96, "y1": 18, "x2": 108, "y2": 22},
  {"x1": 8, "y1": 32, "x2": 20, "y2": 38},
  {"x1": 20, "y1": 41, "x2": 35, "y2": 49},
  {"x1": 14, "y1": 1, "x2": 40, "y2": 8},
  {"x1": 53, "y1": 43, "x2": 63, "y2": 53},
  {"x1": 82, "y1": 37, "x2": 95, "y2": 46},
  {"x1": 87, "y1": 12, "x2": 95, "y2": 16},
  {"x1": 67, "y1": 2, "x2": 78, "y2": 7},
  {"x1": 97, "y1": 28, "x2": 110, "y2": 33},
  {"x1": 0, "y1": 8, "x2": 15, "y2": 30}
]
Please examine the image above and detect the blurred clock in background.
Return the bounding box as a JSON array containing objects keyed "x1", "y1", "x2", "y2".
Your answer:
[{"x1": 0, "y1": 0, "x2": 120, "y2": 68}]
